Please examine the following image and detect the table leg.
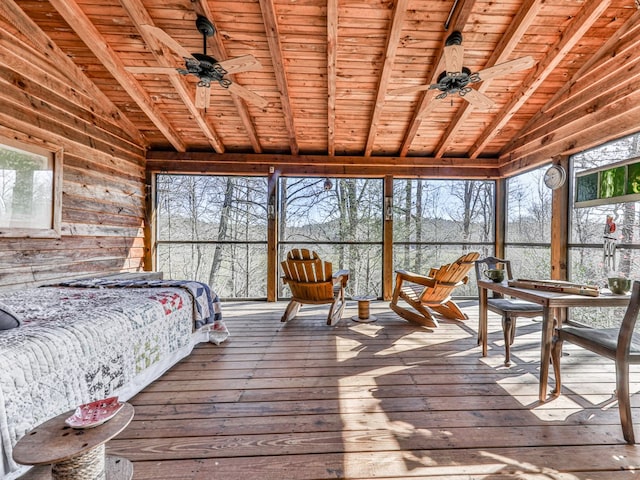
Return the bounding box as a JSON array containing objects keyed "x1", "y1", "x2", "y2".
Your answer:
[
  {"x1": 538, "y1": 306, "x2": 555, "y2": 401},
  {"x1": 479, "y1": 287, "x2": 488, "y2": 356}
]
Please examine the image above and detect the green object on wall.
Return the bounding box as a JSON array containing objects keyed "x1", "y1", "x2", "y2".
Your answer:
[{"x1": 600, "y1": 166, "x2": 625, "y2": 198}]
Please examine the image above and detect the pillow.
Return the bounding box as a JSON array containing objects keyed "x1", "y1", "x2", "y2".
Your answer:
[{"x1": 0, "y1": 303, "x2": 21, "y2": 330}]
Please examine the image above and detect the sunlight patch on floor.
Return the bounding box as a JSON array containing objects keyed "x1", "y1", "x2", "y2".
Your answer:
[
  {"x1": 375, "y1": 330, "x2": 470, "y2": 356},
  {"x1": 479, "y1": 451, "x2": 581, "y2": 479},
  {"x1": 531, "y1": 395, "x2": 584, "y2": 421},
  {"x1": 334, "y1": 335, "x2": 366, "y2": 362},
  {"x1": 347, "y1": 322, "x2": 384, "y2": 338}
]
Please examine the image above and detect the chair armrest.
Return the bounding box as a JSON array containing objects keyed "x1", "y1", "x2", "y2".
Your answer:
[
  {"x1": 333, "y1": 269, "x2": 350, "y2": 286},
  {"x1": 394, "y1": 270, "x2": 437, "y2": 288}
]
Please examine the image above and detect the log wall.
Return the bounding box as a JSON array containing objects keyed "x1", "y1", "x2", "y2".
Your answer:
[{"x1": 0, "y1": 11, "x2": 147, "y2": 289}]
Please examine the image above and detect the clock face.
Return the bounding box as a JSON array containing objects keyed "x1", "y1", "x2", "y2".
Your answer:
[{"x1": 544, "y1": 165, "x2": 566, "y2": 190}]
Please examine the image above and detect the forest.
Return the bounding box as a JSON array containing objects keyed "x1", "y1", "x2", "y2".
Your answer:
[{"x1": 156, "y1": 133, "x2": 640, "y2": 306}]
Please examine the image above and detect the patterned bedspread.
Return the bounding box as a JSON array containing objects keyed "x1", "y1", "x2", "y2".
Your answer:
[
  {"x1": 55, "y1": 278, "x2": 225, "y2": 335},
  {"x1": 0, "y1": 283, "x2": 227, "y2": 478}
]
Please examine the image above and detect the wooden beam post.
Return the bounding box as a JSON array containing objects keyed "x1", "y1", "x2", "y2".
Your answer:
[
  {"x1": 551, "y1": 157, "x2": 570, "y2": 281},
  {"x1": 383, "y1": 175, "x2": 394, "y2": 300},
  {"x1": 495, "y1": 178, "x2": 506, "y2": 260},
  {"x1": 267, "y1": 169, "x2": 279, "y2": 301}
]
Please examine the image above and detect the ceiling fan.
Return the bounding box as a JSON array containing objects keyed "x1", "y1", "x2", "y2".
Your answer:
[
  {"x1": 127, "y1": 16, "x2": 268, "y2": 109},
  {"x1": 389, "y1": 31, "x2": 535, "y2": 109}
]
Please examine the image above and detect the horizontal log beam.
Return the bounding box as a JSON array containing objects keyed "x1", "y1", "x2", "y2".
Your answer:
[{"x1": 146, "y1": 152, "x2": 501, "y2": 179}]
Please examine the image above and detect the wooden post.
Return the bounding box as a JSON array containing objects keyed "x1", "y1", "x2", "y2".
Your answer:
[
  {"x1": 143, "y1": 171, "x2": 155, "y2": 272},
  {"x1": 495, "y1": 178, "x2": 506, "y2": 260},
  {"x1": 383, "y1": 175, "x2": 394, "y2": 300},
  {"x1": 551, "y1": 156, "x2": 570, "y2": 281},
  {"x1": 267, "y1": 170, "x2": 279, "y2": 301}
]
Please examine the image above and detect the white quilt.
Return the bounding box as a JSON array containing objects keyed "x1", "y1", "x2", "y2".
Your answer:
[{"x1": 0, "y1": 285, "x2": 225, "y2": 479}]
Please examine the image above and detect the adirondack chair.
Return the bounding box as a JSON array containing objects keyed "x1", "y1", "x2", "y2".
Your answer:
[
  {"x1": 280, "y1": 249, "x2": 350, "y2": 325},
  {"x1": 390, "y1": 252, "x2": 480, "y2": 328}
]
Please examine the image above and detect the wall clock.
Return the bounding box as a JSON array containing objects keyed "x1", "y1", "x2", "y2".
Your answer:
[{"x1": 544, "y1": 165, "x2": 566, "y2": 190}]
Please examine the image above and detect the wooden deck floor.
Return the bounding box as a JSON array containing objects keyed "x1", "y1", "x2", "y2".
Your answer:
[{"x1": 109, "y1": 300, "x2": 640, "y2": 479}]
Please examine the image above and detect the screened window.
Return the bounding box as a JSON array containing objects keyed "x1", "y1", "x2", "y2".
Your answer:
[
  {"x1": 279, "y1": 177, "x2": 383, "y2": 297},
  {"x1": 569, "y1": 132, "x2": 640, "y2": 326},
  {"x1": 505, "y1": 166, "x2": 551, "y2": 279},
  {"x1": 156, "y1": 174, "x2": 268, "y2": 298},
  {"x1": 0, "y1": 137, "x2": 60, "y2": 237},
  {"x1": 392, "y1": 179, "x2": 495, "y2": 296}
]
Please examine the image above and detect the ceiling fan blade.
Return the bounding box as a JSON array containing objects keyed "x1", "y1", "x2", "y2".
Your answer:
[
  {"x1": 388, "y1": 84, "x2": 434, "y2": 96},
  {"x1": 460, "y1": 88, "x2": 495, "y2": 109},
  {"x1": 216, "y1": 55, "x2": 263, "y2": 75},
  {"x1": 414, "y1": 90, "x2": 441, "y2": 118},
  {"x1": 195, "y1": 85, "x2": 211, "y2": 109},
  {"x1": 444, "y1": 44, "x2": 464, "y2": 74},
  {"x1": 475, "y1": 56, "x2": 535, "y2": 82},
  {"x1": 387, "y1": 85, "x2": 431, "y2": 97},
  {"x1": 226, "y1": 82, "x2": 269, "y2": 108},
  {"x1": 126, "y1": 66, "x2": 178, "y2": 75},
  {"x1": 139, "y1": 24, "x2": 195, "y2": 60}
]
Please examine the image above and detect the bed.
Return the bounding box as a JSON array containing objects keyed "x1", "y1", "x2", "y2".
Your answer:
[{"x1": 0, "y1": 278, "x2": 227, "y2": 479}]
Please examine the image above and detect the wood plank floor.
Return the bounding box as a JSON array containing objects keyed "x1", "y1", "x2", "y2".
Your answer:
[{"x1": 109, "y1": 300, "x2": 640, "y2": 479}]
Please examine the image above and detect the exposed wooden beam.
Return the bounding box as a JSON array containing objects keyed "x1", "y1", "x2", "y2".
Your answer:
[
  {"x1": 146, "y1": 151, "x2": 500, "y2": 179},
  {"x1": 363, "y1": 0, "x2": 409, "y2": 157},
  {"x1": 118, "y1": 0, "x2": 224, "y2": 153},
  {"x1": 469, "y1": 0, "x2": 611, "y2": 159},
  {"x1": 500, "y1": 77, "x2": 640, "y2": 174},
  {"x1": 258, "y1": 0, "x2": 299, "y2": 155},
  {"x1": 0, "y1": 0, "x2": 146, "y2": 148},
  {"x1": 432, "y1": 0, "x2": 544, "y2": 158},
  {"x1": 326, "y1": 0, "x2": 337, "y2": 156},
  {"x1": 398, "y1": 0, "x2": 477, "y2": 157},
  {"x1": 503, "y1": 8, "x2": 640, "y2": 154},
  {"x1": 504, "y1": 52, "x2": 640, "y2": 162},
  {"x1": 46, "y1": 0, "x2": 187, "y2": 152},
  {"x1": 194, "y1": 0, "x2": 263, "y2": 153}
]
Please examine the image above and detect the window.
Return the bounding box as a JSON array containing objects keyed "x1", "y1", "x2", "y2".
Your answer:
[
  {"x1": 279, "y1": 177, "x2": 383, "y2": 298},
  {"x1": 156, "y1": 174, "x2": 268, "y2": 298},
  {"x1": 392, "y1": 179, "x2": 495, "y2": 296},
  {"x1": 0, "y1": 137, "x2": 61, "y2": 237},
  {"x1": 505, "y1": 166, "x2": 551, "y2": 279},
  {"x1": 569, "y1": 132, "x2": 640, "y2": 326}
]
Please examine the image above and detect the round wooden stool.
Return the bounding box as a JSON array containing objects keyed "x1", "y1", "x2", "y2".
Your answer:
[
  {"x1": 13, "y1": 403, "x2": 134, "y2": 480},
  {"x1": 351, "y1": 295, "x2": 377, "y2": 323}
]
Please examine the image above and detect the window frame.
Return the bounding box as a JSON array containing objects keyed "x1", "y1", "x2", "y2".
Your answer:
[{"x1": 0, "y1": 136, "x2": 62, "y2": 238}]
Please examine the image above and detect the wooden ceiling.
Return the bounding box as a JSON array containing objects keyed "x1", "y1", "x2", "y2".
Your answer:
[{"x1": 3, "y1": 0, "x2": 640, "y2": 177}]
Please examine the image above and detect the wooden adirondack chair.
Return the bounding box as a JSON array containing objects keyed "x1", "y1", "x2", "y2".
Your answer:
[
  {"x1": 390, "y1": 252, "x2": 480, "y2": 328},
  {"x1": 280, "y1": 249, "x2": 350, "y2": 325}
]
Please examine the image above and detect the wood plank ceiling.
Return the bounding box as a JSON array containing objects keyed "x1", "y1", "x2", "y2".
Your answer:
[{"x1": 4, "y1": 0, "x2": 640, "y2": 177}]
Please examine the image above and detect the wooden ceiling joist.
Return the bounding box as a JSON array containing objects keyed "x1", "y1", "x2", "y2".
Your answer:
[
  {"x1": 194, "y1": 0, "x2": 262, "y2": 153},
  {"x1": 0, "y1": 0, "x2": 146, "y2": 148},
  {"x1": 432, "y1": 0, "x2": 544, "y2": 158},
  {"x1": 118, "y1": 0, "x2": 224, "y2": 153},
  {"x1": 46, "y1": 0, "x2": 187, "y2": 152},
  {"x1": 363, "y1": 0, "x2": 408, "y2": 157},
  {"x1": 326, "y1": 0, "x2": 337, "y2": 156},
  {"x1": 469, "y1": 0, "x2": 612, "y2": 160},
  {"x1": 258, "y1": 0, "x2": 299, "y2": 156},
  {"x1": 506, "y1": 8, "x2": 640, "y2": 152},
  {"x1": 398, "y1": 0, "x2": 477, "y2": 157}
]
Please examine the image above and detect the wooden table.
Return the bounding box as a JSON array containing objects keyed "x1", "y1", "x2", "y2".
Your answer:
[
  {"x1": 13, "y1": 403, "x2": 134, "y2": 480},
  {"x1": 478, "y1": 280, "x2": 630, "y2": 402}
]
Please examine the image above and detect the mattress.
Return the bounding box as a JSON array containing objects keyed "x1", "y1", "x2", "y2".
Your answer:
[{"x1": 0, "y1": 283, "x2": 227, "y2": 479}]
